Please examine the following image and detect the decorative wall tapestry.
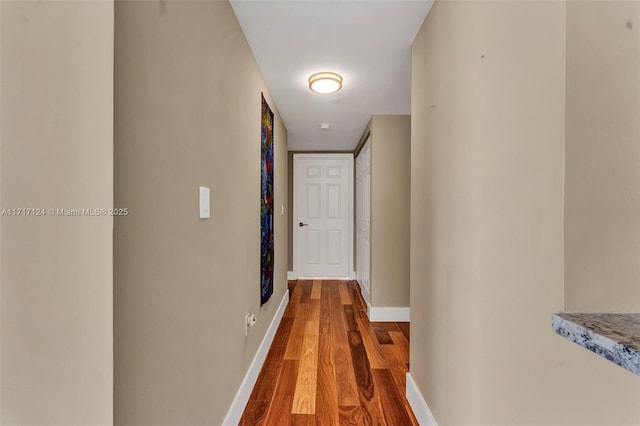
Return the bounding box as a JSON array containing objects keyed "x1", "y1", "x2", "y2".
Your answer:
[{"x1": 260, "y1": 93, "x2": 274, "y2": 306}]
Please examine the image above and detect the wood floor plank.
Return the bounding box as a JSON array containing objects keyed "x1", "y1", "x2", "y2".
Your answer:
[
  {"x1": 264, "y1": 317, "x2": 293, "y2": 364},
  {"x1": 338, "y1": 405, "x2": 364, "y2": 425},
  {"x1": 338, "y1": 282, "x2": 352, "y2": 305},
  {"x1": 406, "y1": 403, "x2": 420, "y2": 426},
  {"x1": 290, "y1": 414, "x2": 315, "y2": 425},
  {"x1": 372, "y1": 322, "x2": 401, "y2": 332},
  {"x1": 347, "y1": 330, "x2": 387, "y2": 425},
  {"x1": 333, "y1": 346, "x2": 360, "y2": 408},
  {"x1": 300, "y1": 281, "x2": 313, "y2": 303},
  {"x1": 288, "y1": 279, "x2": 298, "y2": 294},
  {"x1": 397, "y1": 322, "x2": 410, "y2": 342},
  {"x1": 308, "y1": 299, "x2": 321, "y2": 323},
  {"x1": 249, "y1": 361, "x2": 281, "y2": 401},
  {"x1": 348, "y1": 282, "x2": 368, "y2": 319},
  {"x1": 315, "y1": 328, "x2": 340, "y2": 425},
  {"x1": 291, "y1": 301, "x2": 321, "y2": 414},
  {"x1": 389, "y1": 330, "x2": 410, "y2": 364},
  {"x1": 371, "y1": 324, "x2": 394, "y2": 345},
  {"x1": 283, "y1": 300, "x2": 297, "y2": 319},
  {"x1": 330, "y1": 284, "x2": 360, "y2": 407},
  {"x1": 319, "y1": 283, "x2": 331, "y2": 335},
  {"x1": 262, "y1": 359, "x2": 300, "y2": 426},
  {"x1": 311, "y1": 279, "x2": 322, "y2": 299},
  {"x1": 242, "y1": 280, "x2": 417, "y2": 425},
  {"x1": 290, "y1": 281, "x2": 304, "y2": 302},
  {"x1": 381, "y1": 344, "x2": 408, "y2": 392},
  {"x1": 343, "y1": 305, "x2": 358, "y2": 332},
  {"x1": 284, "y1": 302, "x2": 310, "y2": 360},
  {"x1": 357, "y1": 318, "x2": 388, "y2": 369},
  {"x1": 372, "y1": 368, "x2": 414, "y2": 426},
  {"x1": 239, "y1": 400, "x2": 269, "y2": 426}
]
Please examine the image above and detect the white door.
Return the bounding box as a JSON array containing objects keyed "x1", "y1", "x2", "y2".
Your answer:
[
  {"x1": 355, "y1": 138, "x2": 371, "y2": 302},
  {"x1": 294, "y1": 154, "x2": 353, "y2": 278}
]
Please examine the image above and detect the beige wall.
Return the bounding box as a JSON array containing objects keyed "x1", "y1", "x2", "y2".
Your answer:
[
  {"x1": 411, "y1": 1, "x2": 640, "y2": 424},
  {"x1": 565, "y1": 0, "x2": 640, "y2": 312},
  {"x1": 114, "y1": 1, "x2": 287, "y2": 424},
  {"x1": 365, "y1": 115, "x2": 411, "y2": 308},
  {"x1": 0, "y1": 1, "x2": 114, "y2": 424}
]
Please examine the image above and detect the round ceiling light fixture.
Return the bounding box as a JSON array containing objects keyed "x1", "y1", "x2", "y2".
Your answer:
[{"x1": 308, "y1": 72, "x2": 343, "y2": 94}]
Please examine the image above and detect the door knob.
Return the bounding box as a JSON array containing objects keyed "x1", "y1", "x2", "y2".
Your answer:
[{"x1": 299, "y1": 222, "x2": 309, "y2": 227}]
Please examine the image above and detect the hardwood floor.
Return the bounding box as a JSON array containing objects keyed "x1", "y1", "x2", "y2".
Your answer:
[{"x1": 239, "y1": 279, "x2": 417, "y2": 425}]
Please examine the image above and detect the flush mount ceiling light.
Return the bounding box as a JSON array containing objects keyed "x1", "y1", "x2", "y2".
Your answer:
[{"x1": 308, "y1": 72, "x2": 343, "y2": 95}]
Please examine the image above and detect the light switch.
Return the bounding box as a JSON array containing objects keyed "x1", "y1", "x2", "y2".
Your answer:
[{"x1": 199, "y1": 186, "x2": 210, "y2": 219}]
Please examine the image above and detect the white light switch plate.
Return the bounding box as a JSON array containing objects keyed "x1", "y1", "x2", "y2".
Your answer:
[{"x1": 199, "y1": 186, "x2": 210, "y2": 219}]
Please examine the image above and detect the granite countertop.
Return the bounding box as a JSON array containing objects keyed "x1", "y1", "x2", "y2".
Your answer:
[{"x1": 552, "y1": 313, "x2": 640, "y2": 376}]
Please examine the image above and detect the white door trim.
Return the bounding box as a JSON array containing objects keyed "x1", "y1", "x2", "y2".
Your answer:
[
  {"x1": 355, "y1": 137, "x2": 371, "y2": 301},
  {"x1": 293, "y1": 153, "x2": 354, "y2": 278}
]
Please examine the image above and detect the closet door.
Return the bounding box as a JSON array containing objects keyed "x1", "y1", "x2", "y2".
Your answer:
[{"x1": 356, "y1": 138, "x2": 371, "y2": 302}]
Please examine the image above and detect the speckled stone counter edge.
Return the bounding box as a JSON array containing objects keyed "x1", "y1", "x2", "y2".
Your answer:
[{"x1": 552, "y1": 314, "x2": 640, "y2": 376}]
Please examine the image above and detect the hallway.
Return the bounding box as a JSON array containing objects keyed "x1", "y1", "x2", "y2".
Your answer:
[{"x1": 239, "y1": 280, "x2": 416, "y2": 425}]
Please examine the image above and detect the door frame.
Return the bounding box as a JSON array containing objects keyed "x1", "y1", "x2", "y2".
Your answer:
[
  {"x1": 293, "y1": 153, "x2": 354, "y2": 279},
  {"x1": 355, "y1": 136, "x2": 371, "y2": 305}
]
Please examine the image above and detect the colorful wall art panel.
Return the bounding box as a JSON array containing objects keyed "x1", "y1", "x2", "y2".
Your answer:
[{"x1": 260, "y1": 94, "x2": 274, "y2": 306}]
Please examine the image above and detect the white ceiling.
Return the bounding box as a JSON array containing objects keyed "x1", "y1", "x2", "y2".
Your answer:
[{"x1": 230, "y1": 0, "x2": 433, "y2": 151}]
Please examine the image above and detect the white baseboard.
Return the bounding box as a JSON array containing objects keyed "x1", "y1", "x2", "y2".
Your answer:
[
  {"x1": 222, "y1": 290, "x2": 289, "y2": 426},
  {"x1": 368, "y1": 305, "x2": 410, "y2": 322},
  {"x1": 349, "y1": 270, "x2": 356, "y2": 279},
  {"x1": 287, "y1": 271, "x2": 297, "y2": 280},
  {"x1": 354, "y1": 279, "x2": 409, "y2": 322},
  {"x1": 406, "y1": 372, "x2": 438, "y2": 426}
]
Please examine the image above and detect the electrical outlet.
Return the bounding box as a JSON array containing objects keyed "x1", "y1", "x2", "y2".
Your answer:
[{"x1": 245, "y1": 313, "x2": 257, "y2": 336}]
